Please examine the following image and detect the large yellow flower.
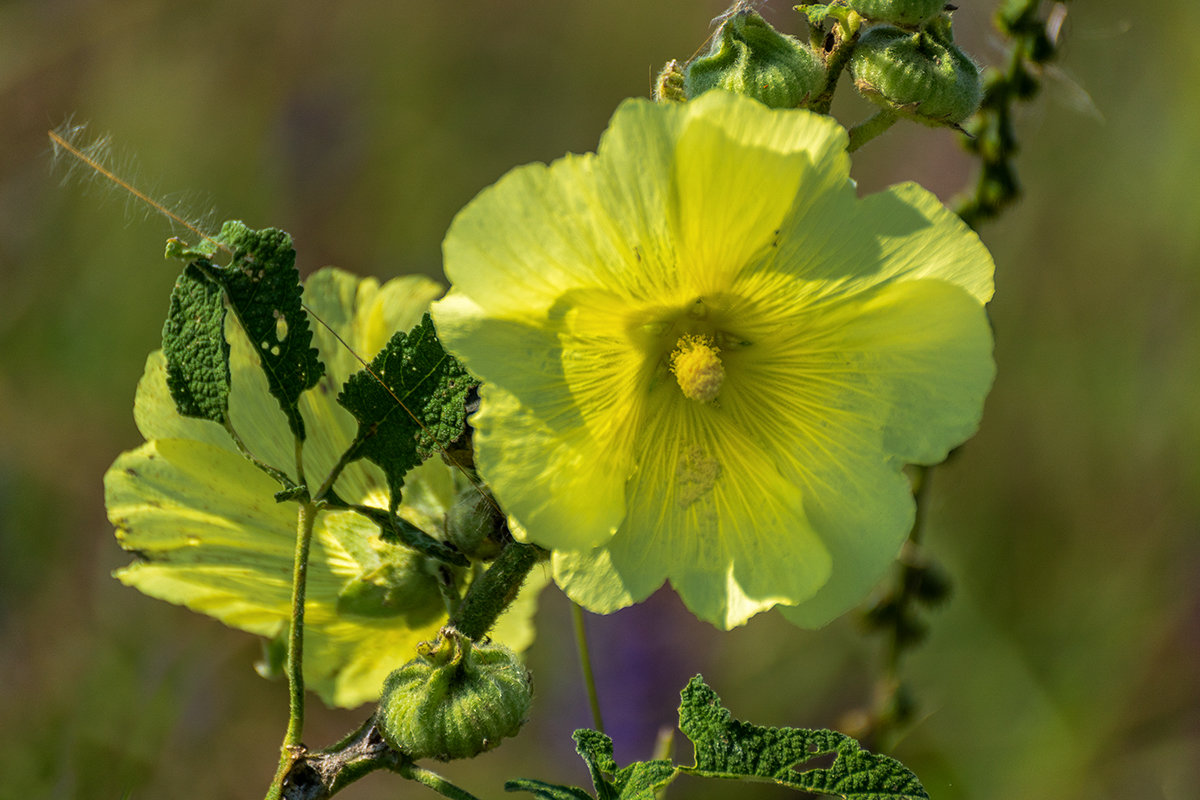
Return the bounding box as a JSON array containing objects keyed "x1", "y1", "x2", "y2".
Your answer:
[{"x1": 431, "y1": 91, "x2": 994, "y2": 630}]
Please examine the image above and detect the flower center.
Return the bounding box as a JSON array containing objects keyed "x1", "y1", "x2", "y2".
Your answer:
[{"x1": 670, "y1": 334, "x2": 724, "y2": 402}]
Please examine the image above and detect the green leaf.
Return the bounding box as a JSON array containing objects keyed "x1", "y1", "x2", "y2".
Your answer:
[
  {"x1": 508, "y1": 730, "x2": 674, "y2": 800},
  {"x1": 610, "y1": 760, "x2": 677, "y2": 800},
  {"x1": 504, "y1": 780, "x2": 594, "y2": 800},
  {"x1": 509, "y1": 677, "x2": 925, "y2": 800},
  {"x1": 168, "y1": 220, "x2": 324, "y2": 440},
  {"x1": 162, "y1": 263, "x2": 230, "y2": 423},
  {"x1": 573, "y1": 729, "x2": 619, "y2": 800},
  {"x1": 337, "y1": 313, "x2": 477, "y2": 505},
  {"x1": 678, "y1": 676, "x2": 929, "y2": 799}
]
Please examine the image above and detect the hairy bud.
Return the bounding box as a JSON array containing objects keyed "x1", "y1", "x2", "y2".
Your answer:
[
  {"x1": 849, "y1": 22, "x2": 981, "y2": 127},
  {"x1": 684, "y1": 9, "x2": 823, "y2": 109},
  {"x1": 377, "y1": 628, "x2": 532, "y2": 761}
]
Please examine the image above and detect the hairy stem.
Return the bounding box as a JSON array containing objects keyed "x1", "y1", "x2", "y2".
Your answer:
[
  {"x1": 847, "y1": 109, "x2": 899, "y2": 152},
  {"x1": 450, "y1": 539, "x2": 544, "y2": 640},
  {"x1": 267, "y1": 496, "x2": 318, "y2": 798}
]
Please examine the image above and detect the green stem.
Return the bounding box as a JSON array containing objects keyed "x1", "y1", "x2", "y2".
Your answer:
[
  {"x1": 450, "y1": 540, "x2": 543, "y2": 640},
  {"x1": 571, "y1": 602, "x2": 605, "y2": 735},
  {"x1": 397, "y1": 762, "x2": 482, "y2": 800},
  {"x1": 847, "y1": 109, "x2": 899, "y2": 152},
  {"x1": 285, "y1": 500, "x2": 316, "y2": 745},
  {"x1": 267, "y1": 497, "x2": 319, "y2": 798}
]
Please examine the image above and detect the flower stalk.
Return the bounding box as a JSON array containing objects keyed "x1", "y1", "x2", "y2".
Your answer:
[
  {"x1": 268, "y1": 492, "x2": 317, "y2": 799},
  {"x1": 449, "y1": 539, "x2": 544, "y2": 641},
  {"x1": 847, "y1": 108, "x2": 899, "y2": 151},
  {"x1": 571, "y1": 602, "x2": 606, "y2": 735}
]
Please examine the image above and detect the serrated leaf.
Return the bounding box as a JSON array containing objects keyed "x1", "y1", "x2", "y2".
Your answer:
[
  {"x1": 162, "y1": 263, "x2": 230, "y2": 422},
  {"x1": 678, "y1": 676, "x2": 929, "y2": 800},
  {"x1": 169, "y1": 220, "x2": 324, "y2": 440},
  {"x1": 337, "y1": 313, "x2": 476, "y2": 504}
]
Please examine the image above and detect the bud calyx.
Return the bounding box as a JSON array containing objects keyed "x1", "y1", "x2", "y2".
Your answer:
[
  {"x1": 377, "y1": 627, "x2": 532, "y2": 761},
  {"x1": 684, "y1": 9, "x2": 823, "y2": 109}
]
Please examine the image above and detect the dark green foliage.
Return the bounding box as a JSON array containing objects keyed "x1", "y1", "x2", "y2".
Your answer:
[
  {"x1": 679, "y1": 676, "x2": 928, "y2": 799},
  {"x1": 337, "y1": 313, "x2": 477, "y2": 504},
  {"x1": 162, "y1": 263, "x2": 230, "y2": 423},
  {"x1": 508, "y1": 677, "x2": 927, "y2": 800},
  {"x1": 506, "y1": 729, "x2": 674, "y2": 800},
  {"x1": 209, "y1": 221, "x2": 324, "y2": 439},
  {"x1": 167, "y1": 220, "x2": 324, "y2": 440}
]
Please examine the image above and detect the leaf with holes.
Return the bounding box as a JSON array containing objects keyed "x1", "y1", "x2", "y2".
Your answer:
[
  {"x1": 167, "y1": 220, "x2": 324, "y2": 440},
  {"x1": 337, "y1": 313, "x2": 477, "y2": 506},
  {"x1": 678, "y1": 676, "x2": 929, "y2": 799},
  {"x1": 508, "y1": 677, "x2": 927, "y2": 800}
]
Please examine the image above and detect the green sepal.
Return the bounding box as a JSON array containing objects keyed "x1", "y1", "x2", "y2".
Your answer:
[
  {"x1": 167, "y1": 220, "x2": 324, "y2": 440},
  {"x1": 848, "y1": 0, "x2": 945, "y2": 27},
  {"x1": 161, "y1": 263, "x2": 230, "y2": 423},
  {"x1": 798, "y1": 4, "x2": 833, "y2": 28},
  {"x1": 679, "y1": 676, "x2": 929, "y2": 799},
  {"x1": 653, "y1": 60, "x2": 686, "y2": 103},
  {"x1": 337, "y1": 313, "x2": 477, "y2": 506}
]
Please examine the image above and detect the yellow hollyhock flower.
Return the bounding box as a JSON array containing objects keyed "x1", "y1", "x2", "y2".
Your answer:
[
  {"x1": 431, "y1": 91, "x2": 994, "y2": 630},
  {"x1": 105, "y1": 268, "x2": 545, "y2": 707}
]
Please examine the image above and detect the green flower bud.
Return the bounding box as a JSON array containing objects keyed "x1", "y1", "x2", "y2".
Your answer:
[
  {"x1": 336, "y1": 538, "x2": 445, "y2": 623},
  {"x1": 377, "y1": 628, "x2": 532, "y2": 761},
  {"x1": 848, "y1": 0, "x2": 947, "y2": 28},
  {"x1": 684, "y1": 9, "x2": 823, "y2": 109},
  {"x1": 445, "y1": 487, "x2": 502, "y2": 560},
  {"x1": 849, "y1": 23, "x2": 982, "y2": 127},
  {"x1": 654, "y1": 59, "x2": 687, "y2": 103}
]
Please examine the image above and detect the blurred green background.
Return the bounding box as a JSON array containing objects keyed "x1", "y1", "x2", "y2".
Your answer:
[{"x1": 2, "y1": 1, "x2": 1196, "y2": 798}]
